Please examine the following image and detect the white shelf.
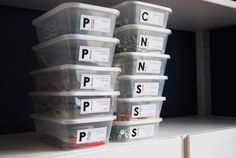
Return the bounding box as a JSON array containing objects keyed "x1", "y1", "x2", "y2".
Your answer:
[
  {"x1": 1, "y1": 116, "x2": 236, "y2": 158},
  {"x1": 0, "y1": 0, "x2": 236, "y2": 30}
]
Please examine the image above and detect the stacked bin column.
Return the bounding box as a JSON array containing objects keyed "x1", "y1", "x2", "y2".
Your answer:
[
  {"x1": 110, "y1": 1, "x2": 172, "y2": 141},
  {"x1": 30, "y1": 2, "x2": 121, "y2": 149}
]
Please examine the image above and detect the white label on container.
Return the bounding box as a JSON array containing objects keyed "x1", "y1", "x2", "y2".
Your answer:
[
  {"x1": 79, "y1": 46, "x2": 110, "y2": 62},
  {"x1": 138, "y1": 34, "x2": 164, "y2": 50},
  {"x1": 80, "y1": 98, "x2": 111, "y2": 114},
  {"x1": 131, "y1": 104, "x2": 157, "y2": 118},
  {"x1": 134, "y1": 82, "x2": 159, "y2": 96},
  {"x1": 140, "y1": 9, "x2": 164, "y2": 26},
  {"x1": 80, "y1": 15, "x2": 111, "y2": 33},
  {"x1": 76, "y1": 127, "x2": 107, "y2": 144},
  {"x1": 80, "y1": 74, "x2": 111, "y2": 89},
  {"x1": 129, "y1": 124, "x2": 155, "y2": 140},
  {"x1": 136, "y1": 60, "x2": 162, "y2": 73}
]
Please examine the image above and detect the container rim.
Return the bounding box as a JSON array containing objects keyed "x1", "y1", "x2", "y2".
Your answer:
[
  {"x1": 118, "y1": 75, "x2": 168, "y2": 80},
  {"x1": 115, "y1": 24, "x2": 172, "y2": 34},
  {"x1": 30, "y1": 64, "x2": 121, "y2": 75},
  {"x1": 29, "y1": 91, "x2": 120, "y2": 96},
  {"x1": 117, "y1": 97, "x2": 166, "y2": 102},
  {"x1": 113, "y1": 1, "x2": 172, "y2": 13},
  {"x1": 31, "y1": 113, "x2": 117, "y2": 124},
  {"x1": 113, "y1": 118, "x2": 162, "y2": 126},
  {"x1": 33, "y1": 34, "x2": 120, "y2": 50},
  {"x1": 32, "y1": 2, "x2": 120, "y2": 25},
  {"x1": 115, "y1": 52, "x2": 170, "y2": 59}
]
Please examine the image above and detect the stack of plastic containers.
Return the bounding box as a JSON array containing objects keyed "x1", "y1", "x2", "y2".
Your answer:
[
  {"x1": 110, "y1": 1, "x2": 172, "y2": 142},
  {"x1": 29, "y1": 2, "x2": 121, "y2": 149}
]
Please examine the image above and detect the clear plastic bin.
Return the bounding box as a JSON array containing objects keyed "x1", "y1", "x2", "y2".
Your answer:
[
  {"x1": 113, "y1": 1, "x2": 172, "y2": 28},
  {"x1": 30, "y1": 91, "x2": 120, "y2": 119},
  {"x1": 113, "y1": 52, "x2": 170, "y2": 75},
  {"x1": 32, "y1": 2, "x2": 120, "y2": 42},
  {"x1": 114, "y1": 24, "x2": 171, "y2": 53},
  {"x1": 116, "y1": 75, "x2": 167, "y2": 98},
  {"x1": 31, "y1": 114, "x2": 116, "y2": 149},
  {"x1": 116, "y1": 97, "x2": 165, "y2": 121},
  {"x1": 33, "y1": 34, "x2": 119, "y2": 68},
  {"x1": 110, "y1": 118, "x2": 162, "y2": 141},
  {"x1": 30, "y1": 64, "x2": 121, "y2": 92}
]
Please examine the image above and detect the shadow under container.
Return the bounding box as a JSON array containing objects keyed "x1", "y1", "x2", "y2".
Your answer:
[
  {"x1": 113, "y1": 1, "x2": 172, "y2": 28},
  {"x1": 110, "y1": 118, "x2": 162, "y2": 142},
  {"x1": 116, "y1": 75, "x2": 167, "y2": 98},
  {"x1": 33, "y1": 34, "x2": 119, "y2": 68},
  {"x1": 114, "y1": 24, "x2": 171, "y2": 53},
  {"x1": 116, "y1": 97, "x2": 165, "y2": 121},
  {"x1": 113, "y1": 52, "x2": 170, "y2": 75},
  {"x1": 30, "y1": 64, "x2": 121, "y2": 92},
  {"x1": 32, "y1": 2, "x2": 120, "y2": 42},
  {"x1": 31, "y1": 114, "x2": 116, "y2": 149},
  {"x1": 30, "y1": 91, "x2": 120, "y2": 119}
]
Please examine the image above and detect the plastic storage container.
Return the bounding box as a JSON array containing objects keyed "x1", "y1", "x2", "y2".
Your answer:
[
  {"x1": 110, "y1": 118, "x2": 162, "y2": 141},
  {"x1": 115, "y1": 24, "x2": 171, "y2": 53},
  {"x1": 113, "y1": 52, "x2": 170, "y2": 75},
  {"x1": 30, "y1": 91, "x2": 120, "y2": 119},
  {"x1": 117, "y1": 75, "x2": 167, "y2": 98},
  {"x1": 116, "y1": 97, "x2": 165, "y2": 121},
  {"x1": 31, "y1": 64, "x2": 121, "y2": 92},
  {"x1": 32, "y1": 2, "x2": 120, "y2": 42},
  {"x1": 33, "y1": 34, "x2": 120, "y2": 68},
  {"x1": 31, "y1": 114, "x2": 116, "y2": 149},
  {"x1": 113, "y1": 1, "x2": 172, "y2": 28}
]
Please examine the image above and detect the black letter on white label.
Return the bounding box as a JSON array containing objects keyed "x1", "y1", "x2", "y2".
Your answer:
[
  {"x1": 83, "y1": 77, "x2": 90, "y2": 87},
  {"x1": 83, "y1": 18, "x2": 90, "y2": 28},
  {"x1": 136, "y1": 84, "x2": 142, "y2": 94},
  {"x1": 82, "y1": 49, "x2": 89, "y2": 59},
  {"x1": 134, "y1": 107, "x2": 139, "y2": 116},
  {"x1": 141, "y1": 37, "x2": 148, "y2": 47},
  {"x1": 79, "y1": 132, "x2": 86, "y2": 141},
  {"x1": 131, "y1": 128, "x2": 137, "y2": 137},
  {"x1": 138, "y1": 62, "x2": 145, "y2": 71},
  {"x1": 142, "y1": 12, "x2": 149, "y2": 21},
  {"x1": 83, "y1": 101, "x2": 90, "y2": 112}
]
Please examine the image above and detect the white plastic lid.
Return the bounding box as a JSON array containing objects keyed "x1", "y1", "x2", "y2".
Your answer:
[
  {"x1": 30, "y1": 64, "x2": 121, "y2": 75},
  {"x1": 29, "y1": 91, "x2": 120, "y2": 96},
  {"x1": 113, "y1": 118, "x2": 162, "y2": 126},
  {"x1": 113, "y1": 1, "x2": 172, "y2": 13},
  {"x1": 115, "y1": 24, "x2": 172, "y2": 34},
  {"x1": 117, "y1": 97, "x2": 166, "y2": 102},
  {"x1": 115, "y1": 52, "x2": 170, "y2": 59},
  {"x1": 32, "y1": 2, "x2": 120, "y2": 25},
  {"x1": 33, "y1": 34, "x2": 120, "y2": 50},
  {"x1": 31, "y1": 113, "x2": 116, "y2": 125},
  {"x1": 118, "y1": 75, "x2": 168, "y2": 80}
]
